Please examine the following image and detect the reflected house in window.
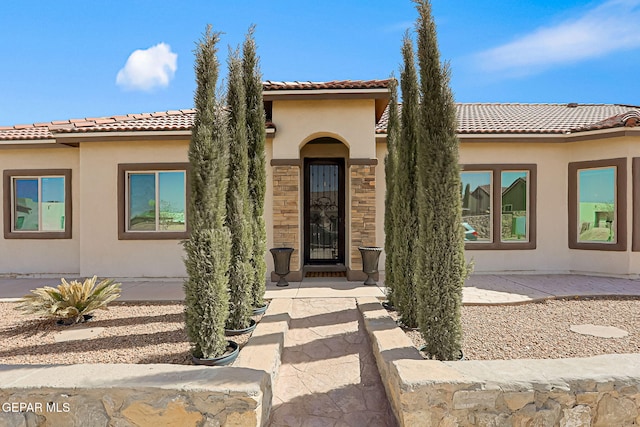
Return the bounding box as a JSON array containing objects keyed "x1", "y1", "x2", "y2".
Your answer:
[
  {"x1": 502, "y1": 177, "x2": 527, "y2": 212},
  {"x1": 469, "y1": 185, "x2": 491, "y2": 215}
]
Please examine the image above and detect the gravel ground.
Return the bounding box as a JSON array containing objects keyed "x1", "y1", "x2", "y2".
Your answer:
[
  {"x1": 388, "y1": 297, "x2": 640, "y2": 360},
  {"x1": 0, "y1": 301, "x2": 260, "y2": 365},
  {"x1": 1, "y1": 298, "x2": 639, "y2": 364}
]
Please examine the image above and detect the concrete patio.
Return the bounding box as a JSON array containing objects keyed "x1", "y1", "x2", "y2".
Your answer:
[{"x1": 2, "y1": 273, "x2": 640, "y2": 303}]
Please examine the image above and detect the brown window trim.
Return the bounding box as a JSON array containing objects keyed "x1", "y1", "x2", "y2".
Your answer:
[
  {"x1": 3, "y1": 169, "x2": 72, "y2": 239},
  {"x1": 633, "y1": 158, "x2": 640, "y2": 251},
  {"x1": 461, "y1": 164, "x2": 537, "y2": 250},
  {"x1": 118, "y1": 163, "x2": 190, "y2": 240},
  {"x1": 568, "y1": 158, "x2": 626, "y2": 251}
]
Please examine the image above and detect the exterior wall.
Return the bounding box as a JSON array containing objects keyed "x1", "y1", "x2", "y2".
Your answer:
[
  {"x1": 269, "y1": 98, "x2": 378, "y2": 276},
  {"x1": 375, "y1": 134, "x2": 640, "y2": 277},
  {"x1": 0, "y1": 147, "x2": 80, "y2": 276},
  {"x1": 349, "y1": 164, "x2": 376, "y2": 270},
  {"x1": 459, "y1": 137, "x2": 640, "y2": 276},
  {"x1": 78, "y1": 139, "x2": 189, "y2": 278},
  {"x1": 271, "y1": 165, "x2": 300, "y2": 271},
  {"x1": 271, "y1": 99, "x2": 377, "y2": 159},
  {"x1": 376, "y1": 142, "x2": 388, "y2": 269}
]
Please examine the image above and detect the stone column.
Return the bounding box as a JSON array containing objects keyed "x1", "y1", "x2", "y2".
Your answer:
[
  {"x1": 272, "y1": 164, "x2": 301, "y2": 279},
  {"x1": 349, "y1": 162, "x2": 376, "y2": 279}
]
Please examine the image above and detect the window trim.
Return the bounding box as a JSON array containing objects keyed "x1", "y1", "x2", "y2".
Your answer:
[
  {"x1": 3, "y1": 169, "x2": 72, "y2": 239},
  {"x1": 568, "y1": 158, "x2": 626, "y2": 251},
  {"x1": 461, "y1": 164, "x2": 537, "y2": 250},
  {"x1": 633, "y1": 158, "x2": 640, "y2": 251},
  {"x1": 118, "y1": 163, "x2": 189, "y2": 240}
]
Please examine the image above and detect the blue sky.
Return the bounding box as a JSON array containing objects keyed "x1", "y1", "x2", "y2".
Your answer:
[{"x1": 1, "y1": 0, "x2": 639, "y2": 126}]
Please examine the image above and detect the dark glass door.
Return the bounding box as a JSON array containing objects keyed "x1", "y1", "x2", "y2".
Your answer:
[{"x1": 304, "y1": 159, "x2": 345, "y2": 265}]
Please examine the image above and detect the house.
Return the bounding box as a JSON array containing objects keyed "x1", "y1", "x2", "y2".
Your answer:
[{"x1": 1, "y1": 79, "x2": 640, "y2": 280}]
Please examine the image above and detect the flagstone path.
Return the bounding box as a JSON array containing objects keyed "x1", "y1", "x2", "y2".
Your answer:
[{"x1": 269, "y1": 298, "x2": 397, "y2": 427}]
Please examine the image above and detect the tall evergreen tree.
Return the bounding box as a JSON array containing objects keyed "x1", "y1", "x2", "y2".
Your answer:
[
  {"x1": 183, "y1": 26, "x2": 231, "y2": 359},
  {"x1": 393, "y1": 33, "x2": 421, "y2": 328},
  {"x1": 225, "y1": 48, "x2": 253, "y2": 330},
  {"x1": 414, "y1": 0, "x2": 467, "y2": 360},
  {"x1": 243, "y1": 26, "x2": 267, "y2": 307},
  {"x1": 383, "y1": 77, "x2": 399, "y2": 307}
]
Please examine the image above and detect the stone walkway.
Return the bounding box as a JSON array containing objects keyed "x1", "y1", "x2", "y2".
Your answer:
[{"x1": 269, "y1": 298, "x2": 397, "y2": 427}]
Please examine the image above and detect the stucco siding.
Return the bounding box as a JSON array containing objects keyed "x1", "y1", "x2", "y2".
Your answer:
[
  {"x1": 0, "y1": 147, "x2": 80, "y2": 276},
  {"x1": 78, "y1": 140, "x2": 189, "y2": 278}
]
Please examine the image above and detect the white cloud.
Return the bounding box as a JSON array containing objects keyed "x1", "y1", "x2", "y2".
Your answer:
[
  {"x1": 475, "y1": 0, "x2": 640, "y2": 76},
  {"x1": 116, "y1": 43, "x2": 177, "y2": 91}
]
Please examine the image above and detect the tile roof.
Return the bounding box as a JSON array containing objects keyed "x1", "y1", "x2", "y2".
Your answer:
[
  {"x1": 2, "y1": 99, "x2": 640, "y2": 143},
  {"x1": 376, "y1": 103, "x2": 640, "y2": 135},
  {"x1": 263, "y1": 79, "x2": 392, "y2": 91},
  {"x1": 0, "y1": 110, "x2": 196, "y2": 141}
]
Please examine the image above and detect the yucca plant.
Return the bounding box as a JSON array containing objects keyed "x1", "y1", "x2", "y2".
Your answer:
[{"x1": 15, "y1": 276, "x2": 121, "y2": 324}]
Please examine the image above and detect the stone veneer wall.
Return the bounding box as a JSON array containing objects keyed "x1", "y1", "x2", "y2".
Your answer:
[
  {"x1": 0, "y1": 364, "x2": 269, "y2": 427},
  {"x1": 358, "y1": 297, "x2": 640, "y2": 427},
  {"x1": 350, "y1": 164, "x2": 376, "y2": 270},
  {"x1": 272, "y1": 165, "x2": 300, "y2": 271}
]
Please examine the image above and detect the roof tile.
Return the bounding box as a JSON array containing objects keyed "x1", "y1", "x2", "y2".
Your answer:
[{"x1": 1, "y1": 83, "x2": 639, "y2": 142}]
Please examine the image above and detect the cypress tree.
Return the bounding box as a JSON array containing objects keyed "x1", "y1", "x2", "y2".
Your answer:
[
  {"x1": 383, "y1": 77, "x2": 399, "y2": 307},
  {"x1": 414, "y1": 0, "x2": 467, "y2": 361},
  {"x1": 225, "y1": 48, "x2": 253, "y2": 330},
  {"x1": 243, "y1": 26, "x2": 267, "y2": 308},
  {"x1": 393, "y1": 33, "x2": 421, "y2": 328},
  {"x1": 183, "y1": 26, "x2": 231, "y2": 359}
]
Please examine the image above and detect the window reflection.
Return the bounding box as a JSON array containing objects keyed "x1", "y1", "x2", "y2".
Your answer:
[
  {"x1": 461, "y1": 171, "x2": 492, "y2": 241},
  {"x1": 501, "y1": 171, "x2": 528, "y2": 242},
  {"x1": 577, "y1": 167, "x2": 616, "y2": 243}
]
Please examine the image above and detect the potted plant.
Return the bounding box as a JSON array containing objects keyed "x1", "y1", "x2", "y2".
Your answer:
[
  {"x1": 15, "y1": 276, "x2": 121, "y2": 325},
  {"x1": 183, "y1": 26, "x2": 237, "y2": 366}
]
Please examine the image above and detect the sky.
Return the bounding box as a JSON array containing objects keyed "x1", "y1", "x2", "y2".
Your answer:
[{"x1": 1, "y1": 0, "x2": 639, "y2": 126}]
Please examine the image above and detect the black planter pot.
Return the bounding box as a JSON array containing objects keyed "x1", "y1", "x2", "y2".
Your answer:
[
  {"x1": 252, "y1": 302, "x2": 269, "y2": 315},
  {"x1": 56, "y1": 314, "x2": 93, "y2": 326},
  {"x1": 225, "y1": 319, "x2": 257, "y2": 336},
  {"x1": 192, "y1": 341, "x2": 239, "y2": 366},
  {"x1": 358, "y1": 246, "x2": 383, "y2": 286},
  {"x1": 270, "y1": 247, "x2": 294, "y2": 287}
]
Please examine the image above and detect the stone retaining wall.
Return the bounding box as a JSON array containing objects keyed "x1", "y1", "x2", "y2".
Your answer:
[
  {"x1": 0, "y1": 364, "x2": 269, "y2": 427},
  {"x1": 357, "y1": 297, "x2": 640, "y2": 427},
  {"x1": 0, "y1": 299, "x2": 292, "y2": 427}
]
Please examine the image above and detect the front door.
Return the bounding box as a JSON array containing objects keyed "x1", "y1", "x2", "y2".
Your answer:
[{"x1": 304, "y1": 158, "x2": 345, "y2": 265}]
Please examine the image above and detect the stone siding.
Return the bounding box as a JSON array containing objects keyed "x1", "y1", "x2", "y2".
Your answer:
[
  {"x1": 350, "y1": 164, "x2": 376, "y2": 270},
  {"x1": 358, "y1": 297, "x2": 640, "y2": 427},
  {"x1": 0, "y1": 364, "x2": 269, "y2": 427},
  {"x1": 272, "y1": 165, "x2": 300, "y2": 270}
]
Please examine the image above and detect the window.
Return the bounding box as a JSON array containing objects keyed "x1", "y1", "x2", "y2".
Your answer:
[
  {"x1": 569, "y1": 158, "x2": 626, "y2": 251},
  {"x1": 461, "y1": 164, "x2": 536, "y2": 250},
  {"x1": 3, "y1": 169, "x2": 72, "y2": 239},
  {"x1": 118, "y1": 163, "x2": 188, "y2": 240}
]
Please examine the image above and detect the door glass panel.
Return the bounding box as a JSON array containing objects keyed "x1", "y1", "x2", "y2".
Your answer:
[{"x1": 309, "y1": 164, "x2": 339, "y2": 261}]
